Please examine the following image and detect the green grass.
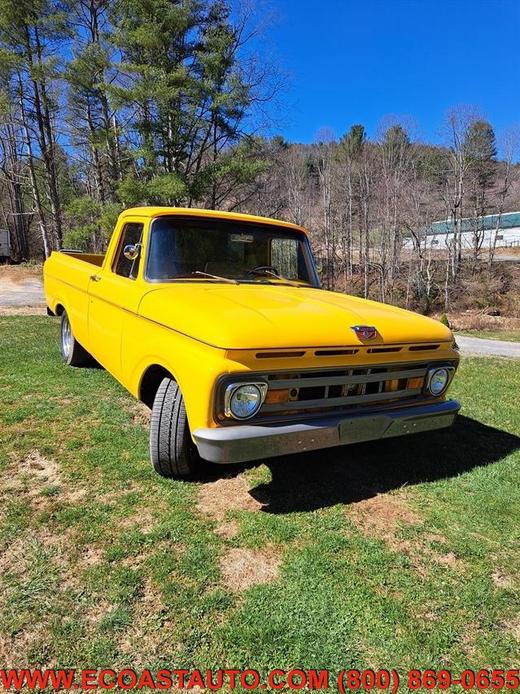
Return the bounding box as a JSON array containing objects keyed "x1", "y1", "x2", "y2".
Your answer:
[
  {"x1": 1, "y1": 316, "x2": 519, "y2": 677},
  {"x1": 458, "y1": 330, "x2": 520, "y2": 343}
]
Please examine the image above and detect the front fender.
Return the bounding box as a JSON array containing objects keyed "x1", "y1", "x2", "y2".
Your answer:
[{"x1": 123, "y1": 314, "x2": 230, "y2": 431}]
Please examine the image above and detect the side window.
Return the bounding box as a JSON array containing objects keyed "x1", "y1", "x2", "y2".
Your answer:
[{"x1": 113, "y1": 223, "x2": 143, "y2": 279}]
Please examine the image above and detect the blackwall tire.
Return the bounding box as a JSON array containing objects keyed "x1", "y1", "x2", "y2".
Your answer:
[{"x1": 149, "y1": 377, "x2": 204, "y2": 479}]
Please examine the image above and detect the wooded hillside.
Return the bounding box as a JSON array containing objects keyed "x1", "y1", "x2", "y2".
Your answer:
[{"x1": 1, "y1": 0, "x2": 519, "y2": 313}]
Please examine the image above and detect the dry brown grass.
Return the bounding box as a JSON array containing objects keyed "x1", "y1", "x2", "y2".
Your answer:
[
  {"x1": 121, "y1": 399, "x2": 151, "y2": 427},
  {"x1": 0, "y1": 529, "x2": 85, "y2": 666},
  {"x1": 118, "y1": 506, "x2": 157, "y2": 534},
  {"x1": 2, "y1": 450, "x2": 94, "y2": 515},
  {"x1": 197, "y1": 475, "x2": 264, "y2": 519},
  {"x1": 347, "y1": 493, "x2": 421, "y2": 551},
  {"x1": 0, "y1": 626, "x2": 50, "y2": 669},
  {"x1": 1, "y1": 450, "x2": 61, "y2": 514},
  {"x1": 198, "y1": 476, "x2": 281, "y2": 587},
  {"x1": 446, "y1": 309, "x2": 520, "y2": 333},
  {"x1": 347, "y1": 493, "x2": 465, "y2": 574},
  {"x1": 19, "y1": 450, "x2": 61, "y2": 486},
  {"x1": 504, "y1": 616, "x2": 520, "y2": 643},
  {"x1": 0, "y1": 479, "x2": 161, "y2": 667},
  {"x1": 492, "y1": 569, "x2": 514, "y2": 589},
  {"x1": 0, "y1": 306, "x2": 47, "y2": 316},
  {"x1": 219, "y1": 545, "x2": 281, "y2": 592},
  {"x1": 495, "y1": 246, "x2": 520, "y2": 257},
  {"x1": 197, "y1": 475, "x2": 263, "y2": 538}
]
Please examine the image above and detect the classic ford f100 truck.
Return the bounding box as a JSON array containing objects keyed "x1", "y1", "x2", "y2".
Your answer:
[{"x1": 44, "y1": 207, "x2": 460, "y2": 478}]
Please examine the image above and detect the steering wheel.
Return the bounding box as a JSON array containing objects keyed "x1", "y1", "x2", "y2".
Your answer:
[{"x1": 246, "y1": 265, "x2": 280, "y2": 278}]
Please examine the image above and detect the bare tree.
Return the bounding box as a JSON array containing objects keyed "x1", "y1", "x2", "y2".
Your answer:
[
  {"x1": 0, "y1": 109, "x2": 31, "y2": 260},
  {"x1": 440, "y1": 106, "x2": 481, "y2": 276},
  {"x1": 314, "y1": 129, "x2": 336, "y2": 289},
  {"x1": 0, "y1": 0, "x2": 70, "y2": 254},
  {"x1": 488, "y1": 128, "x2": 519, "y2": 266}
]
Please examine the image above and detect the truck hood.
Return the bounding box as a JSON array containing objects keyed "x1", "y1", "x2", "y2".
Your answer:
[{"x1": 138, "y1": 283, "x2": 453, "y2": 349}]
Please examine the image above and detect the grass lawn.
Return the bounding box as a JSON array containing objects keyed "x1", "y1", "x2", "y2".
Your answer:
[
  {"x1": 1, "y1": 316, "x2": 519, "y2": 676},
  {"x1": 458, "y1": 330, "x2": 520, "y2": 343}
]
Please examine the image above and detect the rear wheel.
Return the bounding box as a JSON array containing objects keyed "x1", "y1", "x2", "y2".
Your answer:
[
  {"x1": 149, "y1": 377, "x2": 204, "y2": 479},
  {"x1": 60, "y1": 311, "x2": 93, "y2": 367}
]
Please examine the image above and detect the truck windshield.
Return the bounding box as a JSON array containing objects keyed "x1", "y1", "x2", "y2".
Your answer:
[{"x1": 145, "y1": 217, "x2": 319, "y2": 286}]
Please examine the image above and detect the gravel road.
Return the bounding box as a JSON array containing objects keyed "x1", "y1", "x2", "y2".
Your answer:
[
  {"x1": 0, "y1": 276, "x2": 45, "y2": 314},
  {"x1": 491, "y1": 254, "x2": 520, "y2": 262},
  {"x1": 455, "y1": 334, "x2": 520, "y2": 358}
]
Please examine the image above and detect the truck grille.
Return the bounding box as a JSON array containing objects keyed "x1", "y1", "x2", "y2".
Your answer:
[{"x1": 257, "y1": 362, "x2": 436, "y2": 418}]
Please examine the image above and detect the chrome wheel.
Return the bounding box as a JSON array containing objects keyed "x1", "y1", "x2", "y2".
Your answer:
[
  {"x1": 59, "y1": 310, "x2": 92, "y2": 367},
  {"x1": 61, "y1": 313, "x2": 72, "y2": 360}
]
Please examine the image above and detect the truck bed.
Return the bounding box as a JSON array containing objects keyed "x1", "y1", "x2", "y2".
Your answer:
[
  {"x1": 60, "y1": 250, "x2": 105, "y2": 267},
  {"x1": 44, "y1": 250, "x2": 106, "y2": 320}
]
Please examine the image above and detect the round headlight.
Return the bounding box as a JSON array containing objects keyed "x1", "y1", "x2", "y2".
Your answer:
[
  {"x1": 227, "y1": 384, "x2": 266, "y2": 420},
  {"x1": 428, "y1": 367, "x2": 449, "y2": 396}
]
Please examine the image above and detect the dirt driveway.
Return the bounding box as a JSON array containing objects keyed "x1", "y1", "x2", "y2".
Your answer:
[{"x1": 0, "y1": 267, "x2": 45, "y2": 315}]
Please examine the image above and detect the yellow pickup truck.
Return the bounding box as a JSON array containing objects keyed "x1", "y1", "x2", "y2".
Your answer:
[{"x1": 44, "y1": 207, "x2": 460, "y2": 478}]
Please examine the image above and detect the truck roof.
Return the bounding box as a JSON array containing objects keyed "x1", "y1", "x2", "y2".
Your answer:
[{"x1": 119, "y1": 207, "x2": 308, "y2": 234}]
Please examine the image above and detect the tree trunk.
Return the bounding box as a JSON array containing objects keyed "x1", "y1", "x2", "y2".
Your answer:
[{"x1": 18, "y1": 74, "x2": 54, "y2": 256}]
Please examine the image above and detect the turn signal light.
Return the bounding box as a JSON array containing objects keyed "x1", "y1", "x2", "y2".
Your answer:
[
  {"x1": 265, "y1": 389, "x2": 290, "y2": 405},
  {"x1": 407, "y1": 377, "x2": 424, "y2": 390}
]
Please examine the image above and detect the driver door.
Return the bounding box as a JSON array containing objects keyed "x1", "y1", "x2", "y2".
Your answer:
[{"x1": 87, "y1": 220, "x2": 144, "y2": 379}]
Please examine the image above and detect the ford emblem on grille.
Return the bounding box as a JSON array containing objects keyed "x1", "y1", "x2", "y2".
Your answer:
[{"x1": 351, "y1": 325, "x2": 377, "y2": 340}]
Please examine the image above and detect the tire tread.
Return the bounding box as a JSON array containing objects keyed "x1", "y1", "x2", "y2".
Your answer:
[{"x1": 149, "y1": 377, "x2": 201, "y2": 479}]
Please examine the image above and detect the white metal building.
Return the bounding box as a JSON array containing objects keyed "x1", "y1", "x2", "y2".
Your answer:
[{"x1": 404, "y1": 211, "x2": 520, "y2": 250}]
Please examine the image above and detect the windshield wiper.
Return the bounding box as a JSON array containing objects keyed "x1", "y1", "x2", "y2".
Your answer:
[
  {"x1": 173, "y1": 271, "x2": 239, "y2": 285},
  {"x1": 248, "y1": 268, "x2": 306, "y2": 287}
]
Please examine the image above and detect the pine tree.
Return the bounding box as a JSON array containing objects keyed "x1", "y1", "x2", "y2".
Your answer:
[
  {"x1": 109, "y1": 0, "x2": 265, "y2": 207},
  {"x1": 66, "y1": 0, "x2": 122, "y2": 206},
  {"x1": 109, "y1": 0, "x2": 201, "y2": 203},
  {"x1": 464, "y1": 119, "x2": 497, "y2": 261},
  {"x1": 464, "y1": 119, "x2": 497, "y2": 214}
]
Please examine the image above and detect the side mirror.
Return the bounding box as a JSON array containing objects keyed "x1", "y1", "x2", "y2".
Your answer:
[{"x1": 123, "y1": 243, "x2": 140, "y2": 261}]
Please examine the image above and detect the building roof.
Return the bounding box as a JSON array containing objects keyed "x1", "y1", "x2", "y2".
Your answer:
[
  {"x1": 425, "y1": 211, "x2": 520, "y2": 236},
  {"x1": 119, "y1": 206, "x2": 308, "y2": 234}
]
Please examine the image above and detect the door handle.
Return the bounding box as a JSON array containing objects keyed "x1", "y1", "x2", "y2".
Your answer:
[{"x1": 90, "y1": 274, "x2": 101, "y2": 282}]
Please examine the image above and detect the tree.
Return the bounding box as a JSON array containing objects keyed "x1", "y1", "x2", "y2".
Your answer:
[
  {"x1": 0, "y1": 76, "x2": 31, "y2": 259},
  {"x1": 313, "y1": 129, "x2": 336, "y2": 289},
  {"x1": 379, "y1": 123, "x2": 412, "y2": 297},
  {"x1": 336, "y1": 124, "x2": 365, "y2": 283},
  {"x1": 108, "y1": 0, "x2": 268, "y2": 207},
  {"x1": 65, "y1": 0, "x2": 122, "y2": 208},
  {"x1": 489, "y1": 129, "x2": 518, "y2": 265},
  {"x1": 438, "y1": 106, "x2": 480, "y2": 296},
  {"x1": 0, "y1": 0, "x2": 70, "y2": 255},
  {"x1": 463, "y1": 119, "x2": 497, "y2": 262}
]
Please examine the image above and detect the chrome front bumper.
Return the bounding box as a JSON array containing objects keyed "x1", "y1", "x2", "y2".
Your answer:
[{"x1": 193, "y1": 399, "x2": 461, "y2": 464}]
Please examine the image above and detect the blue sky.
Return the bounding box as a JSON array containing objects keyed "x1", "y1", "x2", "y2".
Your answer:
[{"x1": 259, "y1": 0, "x2": 520, "y2": 146}]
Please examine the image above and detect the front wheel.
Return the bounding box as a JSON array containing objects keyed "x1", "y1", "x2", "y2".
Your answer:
[
  {"x1": 149, "y1": 377, "x2": 204, "y2": 479},
  {"x1": 60, "y1": 311, "x2": 93, "y2": 367}
]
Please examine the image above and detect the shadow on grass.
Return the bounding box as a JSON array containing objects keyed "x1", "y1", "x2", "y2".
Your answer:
[{"x1": 240, "y1": 416, "x2": 520, "y2": 513}]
